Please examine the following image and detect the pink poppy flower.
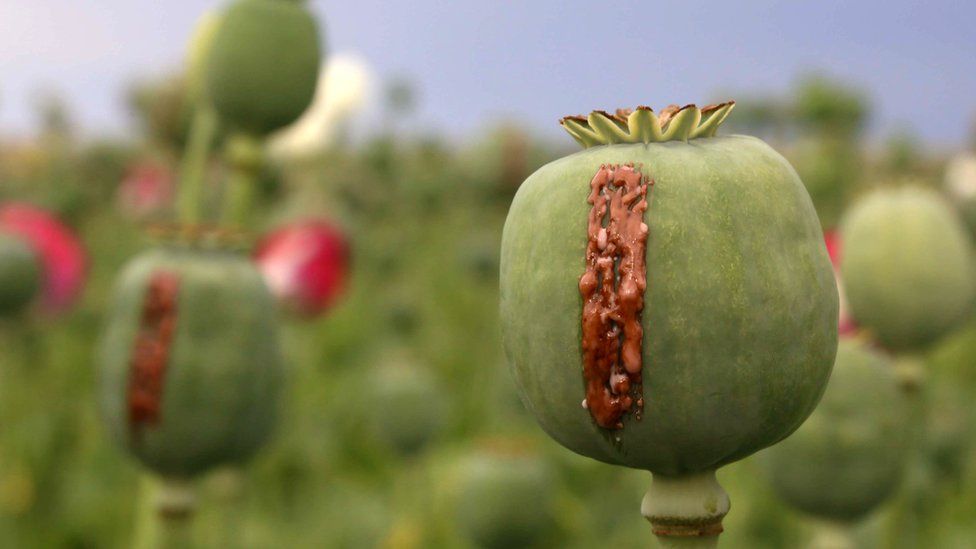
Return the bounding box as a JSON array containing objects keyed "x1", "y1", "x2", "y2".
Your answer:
[
  {"x1": 254, "y1": 220, "x2": 350, "y2": 317},
  {"x1": 0, "y1": 203, "x2": 87, "y2": 312}
]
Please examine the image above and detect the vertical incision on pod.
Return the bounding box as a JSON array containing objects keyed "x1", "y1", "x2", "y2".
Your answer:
[
  {"x1": 579, "y1": 165, "x2": 650, "y2": 429},
  {"x1": 127, "y1": 271, "x2": 181, "y2": 436}
]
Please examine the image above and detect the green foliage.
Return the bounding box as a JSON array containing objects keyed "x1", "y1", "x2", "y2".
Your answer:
[
  {"x1": 3, "y1": 89, "x2": 976, "y2": 549},
  {"x1": 791, "y1": 136, "x2": 864, "y2": 229},
  {"x1": 793, "y1": 74, "x2": 869, "y2": 137}
]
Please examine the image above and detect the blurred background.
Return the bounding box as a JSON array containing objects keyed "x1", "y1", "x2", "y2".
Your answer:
[{"x1": 2, "y1": 1, "x2": 976, "y2": 548}]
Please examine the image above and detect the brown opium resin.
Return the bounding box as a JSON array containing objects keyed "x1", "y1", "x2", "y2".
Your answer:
[
  {"x1": 579, "y1": 164, "x2": 650, "y2": 429},
  {"x1": 127, "y1": 271, "x2": 181, "y2": 435}
]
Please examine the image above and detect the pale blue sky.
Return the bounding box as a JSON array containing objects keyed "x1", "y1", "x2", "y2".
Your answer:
[{"x1": 1, "y1": 1, "x2": 973, "y2": 146}]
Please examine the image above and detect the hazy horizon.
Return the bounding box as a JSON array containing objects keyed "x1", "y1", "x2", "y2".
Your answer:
[{"x1": 1, "y1": 1, "x2": 973, "y2": 148}]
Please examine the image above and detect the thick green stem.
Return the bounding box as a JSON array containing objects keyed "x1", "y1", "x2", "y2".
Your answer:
[
  {"x1": 177, "y1": 106, "x2": 219, "y2": 226},
  {"x1": 885, "y1": 353, "x2": 930, "y2": 549},
  {"x1": 221, "y1": 133, "x2": 264, "y2": 228},
  {"x1": 222, "y1": 167, "x2": 258, "y2": 227},
  {"x1": 209, "y1": 467, "x2": 247, "y2": 547},
  {"x1": 133, "y1": 476, "x2": 198, "y2": 549},
  {"x1": 656, "y1": 537, "x2": 719, "y2": 549},
  {"x1": 808, "y1": 520, "x2": 857, "y2": 549},
  {"x1": 642, "y1": 470, "x2": 729, "y2": 549}
]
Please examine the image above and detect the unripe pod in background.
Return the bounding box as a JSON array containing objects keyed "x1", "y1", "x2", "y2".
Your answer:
[
  {"x1": 447, "y1": 449, "x2": 557, "y2": 549},
  {"x1": 97, "y1": 246, "x2": 284, "y2": 477},
  {"x1": 765, "y1": 338, "x2": 911, "y2": 522},
  {"x1": 840, "y1": 186, "x2": 975, "y2": 352},
  {"x1": 364, "y1": 361, "x2": 446, "y2": 457},
  {"x1": 205, "y1": 0, "x2": 323, "y2": 136},
  {"x1": 0, "y1": 233, "x2": 42, "y2": 316}
]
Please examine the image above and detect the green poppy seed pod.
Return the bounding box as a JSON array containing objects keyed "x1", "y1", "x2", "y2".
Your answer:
[
  {"x1": 369, "y1": 365, "x2": 447, "y2": 456},
  {"x1": 205, "y1": 0, "x2": 322, "y2": 136},
  {"x1": 451, "y1": 450, "x2": 557, "y2": 549},
  {"x1": 840, "y1": 185, "x2": 976, "y2": 352},
  {"x1": 0, "y1": 233, "x2": 42, "y2": 315},
  {"x1": 499, "y1": 103, "x2": 838, "y2": 541},
  {"x1": 765, "y1": 339, "x2": 911, "y2": 522},
  {"x1": 185, "y1": 10, "x2": 223, "y2": 104},
  {"x1": 97, "y1": 246, "x2": 284, "y2": 477},
  {"x1": 338, "y1": 356, "x2": 448, "y2": 457}
]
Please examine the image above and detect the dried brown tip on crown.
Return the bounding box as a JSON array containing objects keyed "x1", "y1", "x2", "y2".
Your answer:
[
  {"x1": 560, "y1": 114, "x2": 589, "y2": 124},
  {"x1": 559, "y1": 101, "x2": 736, "y2": 147},
  {"x1": 701, "y1": 100, "x2": 735, "y2": 114}
]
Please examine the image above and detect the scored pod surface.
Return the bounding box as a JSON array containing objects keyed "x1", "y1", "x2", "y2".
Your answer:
[
  {"x1": 500, "y1": 103, "x2": 839, "y2": 476},
  {"x1": 97, "y1": 246, "x2": 284, "y2": 477},
  {"x1": 500, "y1": 104, "x2": 840, "y2": 542}
]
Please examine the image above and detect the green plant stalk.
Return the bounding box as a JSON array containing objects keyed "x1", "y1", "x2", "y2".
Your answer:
[
  {"x1": 211, "y1": 468, "x2": 247, "y2": 548},
  {"x1": 220, "y1": 133, "x2": 263, "y2": 227},
  {"x1": 807, "y1": 519, "x2": 857, "y2": 549},
  {"x1": 642, "y1": 471, "x2": 729, "y2": 549},
  {"x1": 177, "y1": 105, "x2": 219, "y2": 226},
  {"x1": 221, "y1": 163, "x2": 259, "y2": 227},
  {"x1": 885, "y1": 355, "x2": 930, "y2": 549},
  {"x1": 133, "y1": 475, "x2": 198, "y2": 549},
  {"x1": 656, "y1": 537, "x2": 719, "y2": 549}
]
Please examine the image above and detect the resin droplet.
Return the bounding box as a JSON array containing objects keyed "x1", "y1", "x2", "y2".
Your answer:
[
  {"x1": 579, "y1": 164, "x2": 650, "y2": 430},
  {"x1": 127, "y1": 271, "x2": 181, "y2": 438}
]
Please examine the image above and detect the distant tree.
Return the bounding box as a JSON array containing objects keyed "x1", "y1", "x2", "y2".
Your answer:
[{"x1": 792, "y1": 74, "x2": 869, "y2": 137}]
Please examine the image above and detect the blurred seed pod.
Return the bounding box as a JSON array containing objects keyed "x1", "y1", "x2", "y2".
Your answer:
[
  {"x1": 205, "y1": 0, "x2": 323, "y2": 136},
  {"x1": 840, "y1": 185, "x2": 976, "y2": 352},
  {"x1": 336, "y1": 350, "x2": 447, "y2": 459},
  {"x1": 97, "y1": 247, "x2": 284, "y2": 477},
  {"x1": 442, "y1": 444, "x2": 557, "y2": 549},
  {"x1": 765, "y1": 339, "x2": 911, "y2": 522},
  {"x1": 185, "y1": 10, "x2": 223, "y2": 105}
]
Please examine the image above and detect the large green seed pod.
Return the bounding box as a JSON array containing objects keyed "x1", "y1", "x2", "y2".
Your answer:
[
  {"x1": 97, "y1": 246, "x2": 284, "y2": 477},
  {"x1": 765, "y1": 339, "x2": 910, "y2": 522},
  {"x1": 499, "y1": 103, "x2": 837, "y2": 541},
  {"x1": 840, "y1": 185, "x2": 975, "y2": 352},
  {"x1": 0, "y1": 233, "x2": 41, "y2": 315},
  {"x1": 205, "y1": 0, "x2": 322, "y2": 135}
]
